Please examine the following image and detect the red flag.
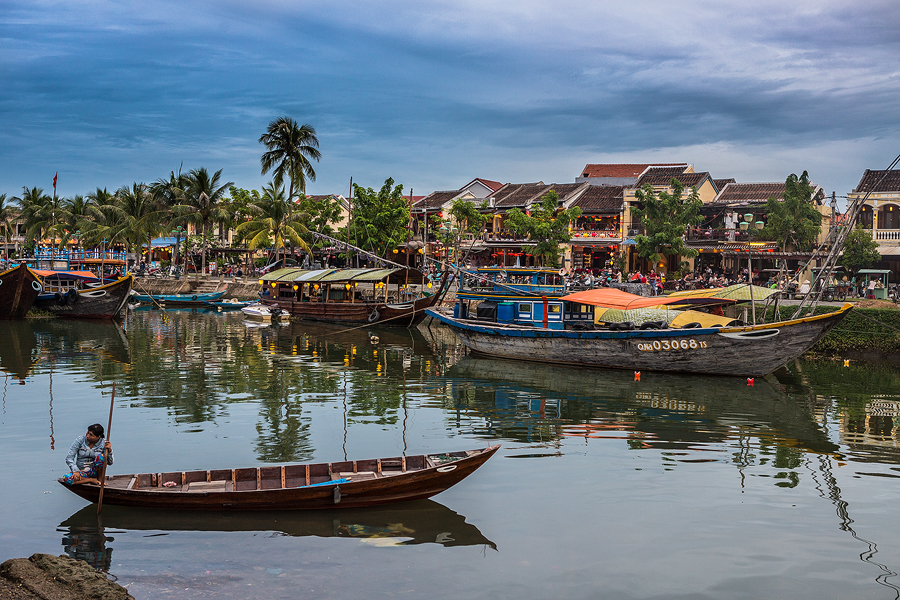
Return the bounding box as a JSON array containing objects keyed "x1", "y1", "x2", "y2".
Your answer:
[{"x1": 53, "y1": 172, "x2": 58, "y2": 190}]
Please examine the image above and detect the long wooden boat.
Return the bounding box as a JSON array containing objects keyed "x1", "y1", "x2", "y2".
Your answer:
[
  {"x1": 59, "y1": 445, "x2": 499, "y2": 510},
  {"x1": 260, "y1": 267, "x2": 447, "y2": 327},
  {"x1": 132, "y1": 289, "x2": 226, "y2": 306},
  {"x1": 426, "y1": 302, "x2": 852, "y2": 378},
  {"x1": 0, "y1": 263, "x2": 43, "y2": 319},
  {"x1": 33, "y1": 274, "x2": 133, "y2": 319}
]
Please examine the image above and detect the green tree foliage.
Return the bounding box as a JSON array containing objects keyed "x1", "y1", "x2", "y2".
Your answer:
[
  {"x1": 181, "y1": 168, "x2": 234, "y2": 273},
  {"x1": 346, "y1": 178, "x2": 411, "y2": 257},
  {"x1": 294, "y1": 193, "x2": 343, "y2": 250},
  {"x1": 430, "y1": 198, "x2": 491, "y2": 264},
  {"x1": 114, "y1": 182, "x2": 165, "y2": 264},
  {"x1": 840, "y1": 225, "x2": 881, "y2": 276},
  {"x1": 259, "y1": 117, "x2": 321, "y2": 201},
  {"x1": 0, "y1": 193, "x2": 18, "y2": 258},
  {"x1": 504, "y1": 191, "x2": 581, "y2": 266},
  {"x1": 631, "y1": 178, "x2": 703, "y2": 265},
  {"x1": 762, "y1": 171, "x2": 824, "y2": 252},
  {"x1": 234, "y1": 183, "x2": 311, "y2": 262}
]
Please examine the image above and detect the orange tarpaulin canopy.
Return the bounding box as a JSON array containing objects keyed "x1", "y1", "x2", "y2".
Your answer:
[{"x1": 560, "y1": 288, "x2": 735, "y2": 310}]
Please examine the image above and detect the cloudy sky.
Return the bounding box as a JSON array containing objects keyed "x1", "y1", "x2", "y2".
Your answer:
[{"x1": 2, "y1": 0, "x2": 898, "y2": 202}]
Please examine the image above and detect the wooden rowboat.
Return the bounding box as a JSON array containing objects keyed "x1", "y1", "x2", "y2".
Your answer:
[{"x1": 59, "y1": 445, "x2": 499, "y2": 510}]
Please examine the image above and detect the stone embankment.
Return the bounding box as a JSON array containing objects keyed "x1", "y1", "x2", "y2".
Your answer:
[
  {"x1": 131, "y1": 276, "x2": 260, "y2": 300},
  {"x1": 0, "y1": 554, "x2": 133, "y2": 600}
]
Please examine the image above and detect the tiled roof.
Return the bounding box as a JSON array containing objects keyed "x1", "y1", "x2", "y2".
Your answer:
[
  {"x1": 544, "y1": 183, "x2": 586, "y2": 200},
  {"x1": 853, "y1": 169, "x2": 900, "y2": 194},
  {"x1": 635, "y1": 172, "x2": 710, "y2": 189},
  {"x1": 475, "y1": 178, "x2": 504, "y2": 192},
  {"x1": 571, "y1": 186, "x2": 624, "y2": 212},
  {"x1": 580, "y1": 163, "x2": 686, "y2": 178},
  {"x1": 492, "y1": 183, "x2": 548, "y2": 208},
  {"x1": 414, "y1": 190, "x2": 459, "y2": 210},
  {"x1": 642, "y1": 166, "x2": 690, "y2": 177},
  {"x1": 711, "y1": 182, "x2": 826, "y2": 205},
  {"x1": 713, "y1": 178, "x2": 736, "y2": 190},
  {"x1": 713, "y1": 183, "x2": 787, "y2": 204}
]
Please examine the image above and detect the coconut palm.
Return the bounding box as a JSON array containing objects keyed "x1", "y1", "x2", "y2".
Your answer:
[
  {"x1": 259, "y1": 117, "x2": 321, "y2": 201},
  {"x1": 115, "y1": 182, "x2": 166, "y2": 266},
  {"x1": 0, "y1": 194, "x2": 19, "y2": 260},
  {"x1": 15, "y1": 186, "x2": 64, "y2": 247},
  {"x1": 235, "y1": 183, "x2": 311, "y2": 264},
  {"x1": 87, "y1": 187, "x2": 117, "y2": 207},
  {"x1": 182, "y1": 167, "x2": 234, "y2": 275}
]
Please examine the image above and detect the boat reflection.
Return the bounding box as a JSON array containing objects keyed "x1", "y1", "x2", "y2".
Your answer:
[
  {"x1": 448, "y1": 356, "x2": 838, "y2": 456},
  {"x1": 32, "y1": 319, "x2": 132, "y2": 366},
  {"x1": 0, "y1": 320, "x2": 39, "y2": 381},
  {"x1": 59, "y1": 499, "x2": 496, "y2": 553}
]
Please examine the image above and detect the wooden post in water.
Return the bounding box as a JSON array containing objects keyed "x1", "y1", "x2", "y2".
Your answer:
[{"x1": 96, "y1": 383, "x2": 115, "y2": 514}]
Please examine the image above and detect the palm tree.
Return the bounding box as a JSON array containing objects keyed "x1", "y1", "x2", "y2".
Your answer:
[
  {"x1": 115, "y1": 182, "x2": 165, "y2": 267},
  {"x1": 235, "y1": 183, "x2": 311, "y2": 264},
  {"x1": 0, "y1": 194, "x2": 19, "y2": 260},
  {"x1": 61, "y1": 195, "x2": 94, "y2": 246},
  {"x1": 15, "y1": 186, "x2": 64, "y2": 248},
  {"x1": 87, "y1": 187, "x2": 117, "y2": 207},
  {"x1": 182, "y1": 167, "x2": 233, "y2": 275},
  {"x1": 259, "y1": 117, "x2": 321, "y2": 202}
]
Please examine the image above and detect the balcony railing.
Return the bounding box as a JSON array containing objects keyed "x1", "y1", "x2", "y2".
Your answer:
[
  {"x1": 865, "y1": 228, "x2": 900, "y2": 241},
  {"x1": 685, "y1": 229, "x2": 753, "y2": 242}
]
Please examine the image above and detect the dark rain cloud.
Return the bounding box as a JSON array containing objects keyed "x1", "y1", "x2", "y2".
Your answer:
[{"x1": 1, "y1": 0, "x2": 898, "y2": 198}]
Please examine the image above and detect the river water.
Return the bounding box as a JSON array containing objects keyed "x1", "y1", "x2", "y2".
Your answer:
[{"x1": 1, "y1": 309, "x2": 900, "y2": 599}]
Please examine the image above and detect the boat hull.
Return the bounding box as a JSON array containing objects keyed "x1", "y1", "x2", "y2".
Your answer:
[
  {"x1": 59, "y1": 446, "x2": 499, "y2": 510},
  {"x1": 427, "y1": 305, "x2": 851, "y2": 377},
  {"x1": 34, "y1": 275, "x2": 133, "y2": 319},
  {"x1": 133, "y1": 290, "x2": 226, "y2": 306},
  {"x1": 268, "y1": 291, "x2": 443, "y2": 327},
  {"x1": 0, "y1": 264, "x2": 42, "y2": 319}
]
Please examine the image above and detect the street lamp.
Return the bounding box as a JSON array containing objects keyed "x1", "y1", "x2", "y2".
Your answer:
[{"x1": 739, "y1": 213, "x2": 765, "y2": 325}]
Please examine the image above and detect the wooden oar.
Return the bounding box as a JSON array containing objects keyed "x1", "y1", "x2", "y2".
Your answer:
[{"x1": 96, "y1": 383, "x2": 115, "y2": 515}]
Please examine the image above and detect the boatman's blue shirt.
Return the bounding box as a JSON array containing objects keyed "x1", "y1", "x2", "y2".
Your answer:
[{"x1": 65, "y1": 435, "x2": 114, "y2": 472}]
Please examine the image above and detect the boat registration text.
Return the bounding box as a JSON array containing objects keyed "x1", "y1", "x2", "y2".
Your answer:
[{"x1": 636, "y1": 339, "x2": 708, "y2": 352}]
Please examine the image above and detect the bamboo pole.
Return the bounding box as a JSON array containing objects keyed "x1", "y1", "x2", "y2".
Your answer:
[{"x1": 96, "y1": 383, "x2": 116, "y2": 514}]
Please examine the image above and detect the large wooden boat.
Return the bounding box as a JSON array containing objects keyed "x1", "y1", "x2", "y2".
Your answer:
[
  {"x1": 260, "y1": 267, "x2": 447, "y2": 327},
  {"x1": 59, "y1": 445, "x2": 499, "y2": 510},
  {"x1": 427, "y1": 288, "x2": 852, "y2": 377},
  {"x1": 0, "y1": 263, "x2": 43, "y2": 319},
  {"x1": 33, "y1": 273, "x2": 133, "y2": 319}
]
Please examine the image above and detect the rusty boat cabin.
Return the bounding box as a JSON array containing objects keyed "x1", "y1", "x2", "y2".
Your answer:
[{"x1": 260, "y1": 267, "x2": 437, "y2": 305}]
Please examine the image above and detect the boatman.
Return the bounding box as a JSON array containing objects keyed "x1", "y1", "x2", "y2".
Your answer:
[{"x1": 59, "y1": 424, "x2": 113, "y2": 485}]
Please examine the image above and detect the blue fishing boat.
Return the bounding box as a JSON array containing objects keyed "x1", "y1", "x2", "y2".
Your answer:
[
  {"x1": 132, "y1": 290, "x2": 226, "y2": 306},
  {"x1": 427, "y1": 287, "x2": 852, "y2": 378}
]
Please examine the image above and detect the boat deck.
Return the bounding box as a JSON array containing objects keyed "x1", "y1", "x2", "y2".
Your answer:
[{"x1": 100, "y1": 450, "x2": 475, "y2": 493}]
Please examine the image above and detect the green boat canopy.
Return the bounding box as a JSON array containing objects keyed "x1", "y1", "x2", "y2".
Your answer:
[{"x1": 262, "y1": 267, "x2": 429, "y2": 285}]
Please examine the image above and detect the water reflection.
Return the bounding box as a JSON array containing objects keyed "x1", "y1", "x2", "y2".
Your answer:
[
  {"x1": 447, "y1": 356, "x2": 839, "y2": 457},
  {"x1": 60, "y1": 499, "x2": 496, "y2": 551},
  {"x1": 0, "y1": 320, "x2": 39, "y2": 381}
]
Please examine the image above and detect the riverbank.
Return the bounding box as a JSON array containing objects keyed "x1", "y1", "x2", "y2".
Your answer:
[
  {"x1": 0, "y1": 554, "x2": 132, "y2": 600},
  {"x1": 130, "y1": 276, "x2": 260, "y2": 300}
]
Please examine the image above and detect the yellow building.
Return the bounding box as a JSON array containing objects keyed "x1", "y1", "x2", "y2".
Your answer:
[{"x1": 848, "y1": 170, "x2": 900, "y2": 278}]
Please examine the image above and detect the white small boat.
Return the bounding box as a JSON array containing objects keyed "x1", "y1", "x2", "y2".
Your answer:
[{"x1": 241, "y1": 303, "x2": 282, "y2": 320}]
